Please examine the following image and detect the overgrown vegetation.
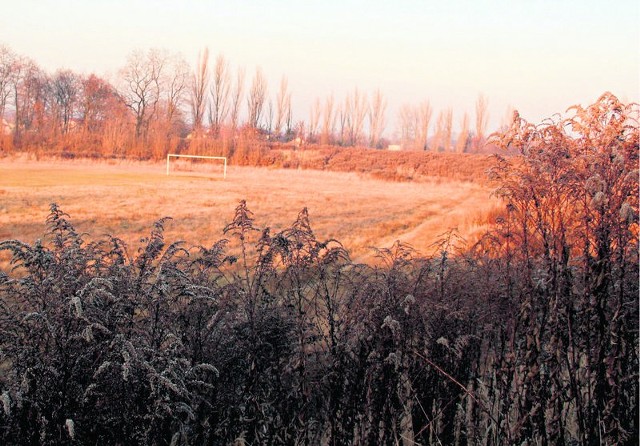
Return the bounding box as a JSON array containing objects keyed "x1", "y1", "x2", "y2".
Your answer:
[
  {"x1": 1, "y1": 43, "x2": 499, "y2": 185},
  {"x1": 1, "y1": 94, "x2": 638, "y2": 444},
  {"x1": 0, "y1": 45, "x2": 494, "y2": 161}
]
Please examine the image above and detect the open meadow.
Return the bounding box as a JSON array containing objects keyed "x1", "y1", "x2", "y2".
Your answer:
[{"x1": 0, "y1": 156, "x2": 500, "y2": 263}]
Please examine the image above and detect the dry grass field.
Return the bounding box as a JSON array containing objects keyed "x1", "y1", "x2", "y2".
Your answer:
[{"x1": 0, "y1": 156, "x2": 501, "y2": 263}]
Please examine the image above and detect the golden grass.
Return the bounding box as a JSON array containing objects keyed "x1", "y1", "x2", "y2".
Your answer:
[{"x1": 0, "y1": 157, "x2": 502, "y2": 264}]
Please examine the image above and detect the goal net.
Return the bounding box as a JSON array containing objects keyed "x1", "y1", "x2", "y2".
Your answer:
[{"x1": 166, "y1": 154, "x2": 227, "y2": 179}]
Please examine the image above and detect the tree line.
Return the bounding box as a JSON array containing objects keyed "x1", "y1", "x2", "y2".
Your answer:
[
  {"x1": 0, "y1": 93, "x2": 637, "y2": 444},
  {"x1": 0, "y1": 44, "x2": 492, "y2": 160}
]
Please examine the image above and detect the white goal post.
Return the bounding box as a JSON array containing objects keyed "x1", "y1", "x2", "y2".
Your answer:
[{"x1": 166, "y1": 154, "x2": 227, "y2": 179}]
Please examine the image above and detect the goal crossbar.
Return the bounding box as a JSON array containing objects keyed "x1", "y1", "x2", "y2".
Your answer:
[{"x1": 166, "y1": 154, "x2": 227, "y2": 179}]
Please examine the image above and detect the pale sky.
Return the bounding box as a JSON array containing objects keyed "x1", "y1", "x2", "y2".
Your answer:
[{"x1": 1, "y1": 0, "x2": 639, "y2": 134}]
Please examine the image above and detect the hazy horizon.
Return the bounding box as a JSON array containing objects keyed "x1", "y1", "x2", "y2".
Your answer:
[{"x1": 1, "y1": 0, "x2": 638, "y2": 134}]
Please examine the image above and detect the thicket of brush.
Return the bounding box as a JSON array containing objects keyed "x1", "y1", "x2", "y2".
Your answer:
[{"x1": 1, "y1": 93, "x2": 638, "y2": 445}]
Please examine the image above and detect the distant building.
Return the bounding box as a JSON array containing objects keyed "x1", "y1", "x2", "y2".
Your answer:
[{"x1": 387, "y1": 144, "x2": 402, "y2": 151}]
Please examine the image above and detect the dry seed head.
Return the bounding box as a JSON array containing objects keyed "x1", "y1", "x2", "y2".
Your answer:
[
  {"x1": 83, "y1": 326, "x2": 94, "y2": 342},
  {"x1": 122, "y1": 350, "x2": 131, "y2": 381},
  {"x1": 381, "y1": 315, "x2": 400, "y2": 332},
  {"x1": 384, "y1": 352, "x2": 400, "y2": 368},
  {"x1": 94, "y1": 361, "x2": 111, "y2": 378},
  {"x1": 122, "y1": 361, "x2": 131, "y2": 381},
  {"x1": 613, "y1": 154, "x2": 625, "y2": 168},
  {"x1": 14, "y1": 391, "x2": 22, "y2": 409},
  {"x1": 71, "y1": 295, "x2": 83, "y2": 318},
  {"x1": 402, "y1": 294, "x2": 415, "y2": 315},
  {"x1": 21, "y1": 373, "x2": 30, "y2": 393},
  {"x1": 366, "y1": 350, "x2": 380, "y2": 362},
  {"x1": 620, "y1": 202, "x2": 636, "y2": 223},
  {"x1": 159, "y1": 375, "x2": 181, "y2": 394},
  {"x1": 585, "y1": 175, "x2": 605, "y2": 194},
  {"x1": 65, "y1": 419, "x2": 75, "y2": 439},
  {"x1": 591, "y1": 191, "x2": 607, "y2": 209},
  {"x1": 1, "y1": 391, "x2": 10, "y2": 416}
]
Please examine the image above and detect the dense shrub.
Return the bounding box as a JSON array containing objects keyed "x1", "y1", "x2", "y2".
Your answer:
[{"x1": 1, "y1": 94, "x2": 638, "y2": 444}]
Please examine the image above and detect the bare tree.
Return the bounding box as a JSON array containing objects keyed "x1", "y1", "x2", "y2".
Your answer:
[
  {"x1": 347, "y1": 88, "x2": 368, "y2": 146},
  {"x1": 50, "y1": 69, "x2": 80, "y2": 134},
  {"x1": 320, "y1": 94, "x2": 335, "y2": 145},
  {"x1": 247, "y1": 67, "x2": 267, "y2": 130},
  {"x1": 274, "y1": 75, "x2": 291, "y2": 139},
  {"x1": 416, "y1": 100, "x2": 432, "y2": 150},
  {"x1": 397, "y1": 100, "x2": 432, "y2": 150},
  {"x1": 164, "y1": 54, "x2": 190, "y2": 125},
  {"x1": 80, "y1": 74, "x2": 122, "y2": 134},
  {"x1": 144, "y1": 52, "x2": 190, "y2": 158},
  {"x1": 368, "y1": 89, "x2": 386, "y2": 148},
  {"x1": 474, "y1": 93, "x2": 489, "y2": 151},
  {"x1": 431, "y1": 110, "x2": 445, "y2": 152},
  {"x1": 265, "y1": 99, "x2": 274, "y2": 135},
  {"x1": 209, "y1": 54, "x2": 231, "y2": 136},
  {"x1": 455, "y1": 112, "x2": 469, "y2": 153},
  {"x1": 398, "y1": 104, "x2": 415, "y2": 148},
  {"x1": 443, "y1": 108, "x2": 453, "y2": 152},
  {"x1": 285, "y1": 97, "x2": 293, "y2": 138},
  {"x1": 294, "y1": 120, "x2": 305, "y2": 144},
  {"x1": 119, "y1": 49, "x2": 166, "y2": 139},
  {"x1": 0, "y1": 45, "x2": 16, "y2": 122},
  {"x1": 337, "y1": 102, "x2": 347, "y2": 146},
  {"x1": 230, "y1": 67, "x2": 245, "y2": 133},
  {"x1": 308, "y1": 97, "x2": 321, "y2": 142},
  {"x1": 190, "y1": 48, "x2": 210, "y2": 134},
  {"x1": 12, "y1": 57, "x2": 47, "y2": 141}
]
